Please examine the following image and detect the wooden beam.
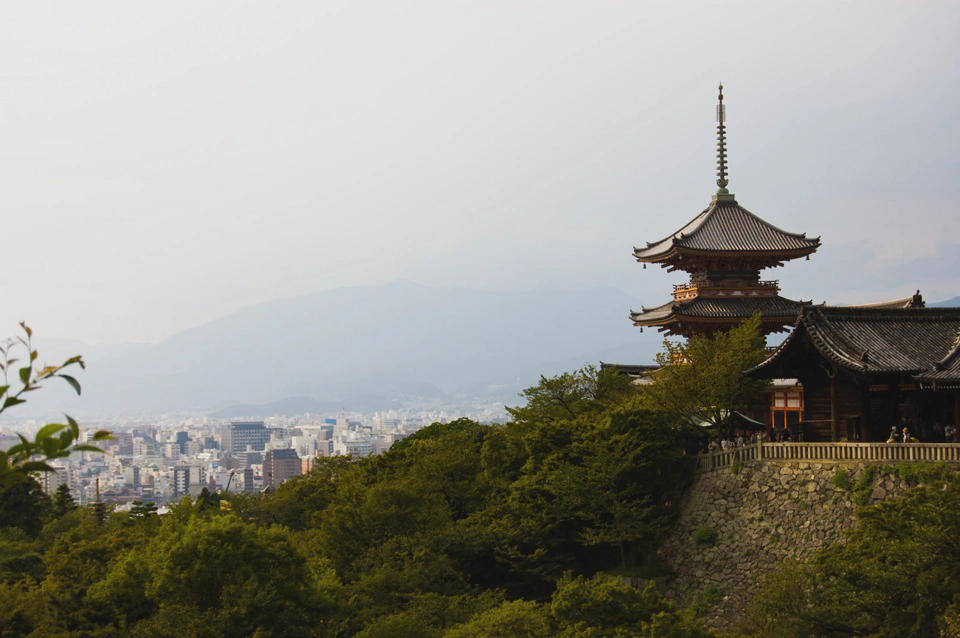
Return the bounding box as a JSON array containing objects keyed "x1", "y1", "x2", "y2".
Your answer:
[{"x1": 830, "y1": 366, "x2": 839, "y2": 442}]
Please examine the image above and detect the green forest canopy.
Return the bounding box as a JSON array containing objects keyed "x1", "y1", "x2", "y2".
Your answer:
[
  {"x1": 0, "y1": 365, "x2": 711, "y2": 637},
  {"x1": 2, "y1": 320, "x2": 958, "y2": 636}
]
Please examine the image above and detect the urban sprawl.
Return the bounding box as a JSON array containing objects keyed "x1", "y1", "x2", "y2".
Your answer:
[{"x1": 0, "y1": 405, "x2": 508, "y2": 507}]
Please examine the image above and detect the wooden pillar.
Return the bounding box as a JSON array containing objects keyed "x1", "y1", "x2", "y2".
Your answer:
[
  {"x1": 860, "y1": 384, "x2": 870, "y2": 442},
  {"x1": 830, "y1": 367, "x2": 839, "y2": 442}
]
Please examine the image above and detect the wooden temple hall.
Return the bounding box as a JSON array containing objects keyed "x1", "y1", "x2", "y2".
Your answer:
[{"x1": 627, "y1": 86, "x2": 960, "y2": 442}]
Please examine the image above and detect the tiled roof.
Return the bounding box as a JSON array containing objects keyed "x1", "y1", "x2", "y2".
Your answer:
[
  {"x1": 599, "y1": 362, "x2": 659, "y2": 376},
  {"x1": 841, "y1": 291, "x2": 925, "y2": 310},
  {"x1": 634, "y1": 199, "x2": 820, "y2": 261},
  {"x1": 914, "y1": 332, "x2": 960, "y2": 383},
  {"x1": 843, "y1": 297, "x2": 914, "y2": 310},
  {"x1": 631, "y1": 296, "x2": 807, "y2": 324},
  {"x1": 749, "y1": 306, "x2": 960, "y2": 383}
]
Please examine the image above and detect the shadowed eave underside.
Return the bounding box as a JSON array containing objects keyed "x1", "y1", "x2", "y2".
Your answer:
[{"x1": 630, "y1": 295, "x2": 808, "y2": 334}]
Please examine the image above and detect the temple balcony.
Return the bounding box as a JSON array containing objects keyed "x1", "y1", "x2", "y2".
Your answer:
[{"x1": 672, "y1": 279, "x2": 779, "y2": 301}]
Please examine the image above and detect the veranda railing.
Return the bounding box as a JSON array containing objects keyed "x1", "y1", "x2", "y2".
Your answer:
[{"x1": 696, "y1": 442, "x2": 960, "y2": 472}]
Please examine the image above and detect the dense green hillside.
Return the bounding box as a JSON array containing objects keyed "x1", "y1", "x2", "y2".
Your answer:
[{"x1": 0, "y1": 367, "x2": 709, "y2": 637}]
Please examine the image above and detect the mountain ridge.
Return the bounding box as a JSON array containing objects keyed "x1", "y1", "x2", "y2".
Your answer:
[{"x1": 22, "y1": 281, "x2": 658, "y2": 416}]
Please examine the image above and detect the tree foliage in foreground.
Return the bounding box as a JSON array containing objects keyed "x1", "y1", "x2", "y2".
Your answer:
[
  {"x1": 0, "y1": 366, "x2": 710, "y2": 636},
  {"x1": 639, "y1": 314, "x2": 769, "y2": 439},
  {"x1": 745, "y1": 465, "x2": 960, "y2": 638}
]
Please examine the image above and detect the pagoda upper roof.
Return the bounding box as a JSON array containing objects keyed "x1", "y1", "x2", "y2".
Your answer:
[
  {"x1": 631, "y1": 295, "x2": 808, "y2": 331},
  {"x1": 748, "y1": 304, "x2": 960, "y2": 386},
  {"x1": 633, "y1": 196, "x2": 820, "y2": 265}
]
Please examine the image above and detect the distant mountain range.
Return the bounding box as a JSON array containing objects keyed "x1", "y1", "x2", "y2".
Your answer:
[
  {"x1": 26, "y1": 281, "x2": 658, "y2": 417},
  {"x1": 929, "y1": 296, "x2": 960, "y2": 308},
  {"x1": 20, "y1": 285, "x2": 959, "y2": 419}
]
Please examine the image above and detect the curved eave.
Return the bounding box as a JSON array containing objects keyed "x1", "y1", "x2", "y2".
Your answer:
[
  {"x1": 915, "y1": 329, "x2": 960, "y2": 382},
  {"x1": 937, "y1": 329, "x2": 960, "y2": 368},
  {"x1": 631, "y1": 300, "x2": 805, "y2": 329},
  {"x1": 744, "y1": 321, "x2": 805, "y2": 377},
  {"x1": 632, "y1": 199, "x2": 822, "y2": 263},
  {"x1": 632, "y1": 313, "x2": 798, "y2": 326},
  {"x1": 633, "y1": 243, "x2": 820, "y2": 265},
  {"x1": 746, "y1": 311, "x2": 875, "y2": 378},
  {"x1": 801, "y1": 310, "x2": 871, "y2": 374}
]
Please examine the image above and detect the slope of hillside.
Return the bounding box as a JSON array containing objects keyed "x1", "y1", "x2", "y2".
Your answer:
[
  {"x1": 21, "y1": 282, "x2": 660, "y2": 415},
  {"x1": 930, "y1": 296, "x2": 960, "y2": 307}
]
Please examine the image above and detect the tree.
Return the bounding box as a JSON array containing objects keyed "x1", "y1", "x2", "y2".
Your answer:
[
  {"x1": 442, "y1": 574, "x2": 713, "y2": 638},
  {"x1": 87, "y1": 513, "x2": 346, "y2": 636},
  {"x1": 128, "y1": 501, "x2": 157, "y2": 520},
  {"x1": 444, "y1": 600, "x2": 550, "y2": 638},
  {"x1": 639, "y1": 314, "x2": 769, "y2": 439},
  {"x1": 549, "y1": 404, "x2": 691, "y2": 569},
  {"x1": 249, "y1": 455, "x2": 353, "y2": 530},
  {"x1": 470, "y1": 372, "x2": 692, "y2": 592},
  {"x1": 51, "y1": 484, "x2": 77, "y2": 519},
  {"x1": 745, "y1": 468, "x2": 960, "y2": 637},
  {"x1": 0, "y1": 478, "x2": 50, "y2": 537},
  {"x1": 507, "y1": 365, "x2": 633, "y2": 429},
  {"x1": 549, "y1": 573, "x2": 711, "y2": 638},
  {"x1": 0, "y1": 323, "x2": 112, "y2": 484}
]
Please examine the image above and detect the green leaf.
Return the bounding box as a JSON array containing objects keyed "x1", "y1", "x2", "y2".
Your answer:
[
  {"x1": 59, "y1": 429, "x2": 75, "y2": 449},
  {"x1": 18, "y1": 367, "x2": 30, "y2": 385},
  {"x1": 71, "y1": 445, "x2": 106, "y2": 454},
  {"x1": 20, "y1": 322, "x2": 32, "y2": 338},
  {"x1": 92, "y1": 430, "x2": 114, "y2": 441},
  {"x1": 30, "y1": 350, "x2": 37, "y2": 362},
  {"x1": 20, "y1": 461, "x2": 53, "y2": 473},
  {"x1": 0, "y1": 385, "x2": 8, "y2": 397},
  {"x1": 67, "y1": 415, "x2": 80, "y2": 439},
  {"x1": 35, "y1": 422, "x2": 66, "y2": 442},
  {"x1": 42, "y1": 437, "x2": 59, "y2": 457},
  {"x1": 5, "y1": 443, "x2": 29, "y2": 457},
  {"x1": 58, "y1": 374, "x2": 81, "y2": 396}
]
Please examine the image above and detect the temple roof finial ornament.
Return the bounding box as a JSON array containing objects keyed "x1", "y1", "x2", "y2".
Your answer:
[
  {"x1": 630, "y1": 85, "x2": 821, "y2": 337},
  {"x1": 716, "y1": 83, "x2": 730, "y2": 196}
]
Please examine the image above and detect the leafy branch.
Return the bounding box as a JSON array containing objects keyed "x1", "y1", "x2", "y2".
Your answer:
[{"x1": 0, "y1": 322, "x2": 112, "y2": 483}]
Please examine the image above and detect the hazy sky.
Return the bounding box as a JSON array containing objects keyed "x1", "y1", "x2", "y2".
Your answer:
[{"x1": 3, "y1": 2, "x2": 959, "y2": 344}]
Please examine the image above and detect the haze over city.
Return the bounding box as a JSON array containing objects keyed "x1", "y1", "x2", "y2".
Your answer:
[{"x1": 3, "y1": 1, "x2": 958, "y2": 351}]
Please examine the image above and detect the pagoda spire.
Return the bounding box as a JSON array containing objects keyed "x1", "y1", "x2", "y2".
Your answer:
[{"x1": 716, "y1": 84, "x2": 729, "y2": 195}]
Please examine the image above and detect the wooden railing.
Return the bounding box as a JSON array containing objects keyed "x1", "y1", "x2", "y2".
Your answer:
[
  {"x1": 696, "y1": 442, "x2": 960, "y2": 472},
  {"x1": 672, "y1": 280, "x2": 779, "y2": 293}
]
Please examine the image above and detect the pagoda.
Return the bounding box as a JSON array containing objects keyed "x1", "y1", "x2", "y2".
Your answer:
[{"x1": 631, "y1": 86, "x2": 820, "y2": 337}]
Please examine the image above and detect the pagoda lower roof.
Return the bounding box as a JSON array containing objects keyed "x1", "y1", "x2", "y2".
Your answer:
[
  {"x1": 634, "y1": 196, "x2": 820, "y2": 263},
  {"x1": 631, "y1": 295, "x2": 808, "y2": 326},
  {"x1": 748, "y1": 305, "x2": 960, "y2": 386}
]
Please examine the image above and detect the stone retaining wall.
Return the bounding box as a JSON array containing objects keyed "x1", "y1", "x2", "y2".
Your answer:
[{"x1": 656, "y1": 461, "x2": 912, "y2": 631}]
